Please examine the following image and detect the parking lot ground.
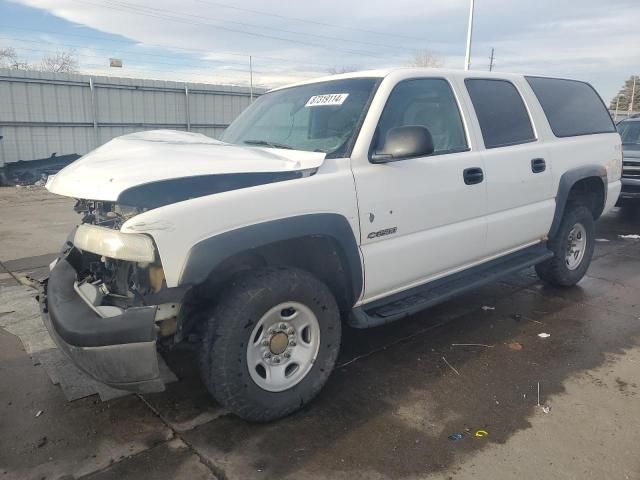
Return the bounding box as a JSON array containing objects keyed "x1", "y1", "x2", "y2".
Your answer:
[{"x1": 1, "y1": 187, "x2": 639, "y2": 480}]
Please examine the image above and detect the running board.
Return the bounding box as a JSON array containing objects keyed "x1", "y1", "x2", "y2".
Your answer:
[{"x1": 349, "y1": 244, "x2": 553, "y2": 329}]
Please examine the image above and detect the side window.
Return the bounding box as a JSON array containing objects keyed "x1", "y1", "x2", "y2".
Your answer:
[
  {"x1": 465, "y1": 79, "x2": 536, "y2": 148},
  {"x1": 525, "y1": 76, "x2": 616, "y2": 137},
  {"x1": 374, "y1": 78, "x2": 468, "y2": 155}
]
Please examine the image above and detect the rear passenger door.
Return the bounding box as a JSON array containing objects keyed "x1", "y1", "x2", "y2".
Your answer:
[{"x1": 465, "y1": 78, "x2": 554, "y2": 256}]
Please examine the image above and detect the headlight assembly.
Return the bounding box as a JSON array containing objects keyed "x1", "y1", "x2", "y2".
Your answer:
[{"x1": 74, "y1": 224, "x2": 155, "y2": 263}]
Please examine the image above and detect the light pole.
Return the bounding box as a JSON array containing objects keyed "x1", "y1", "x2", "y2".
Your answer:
[
  {"x1": 249, "y1": 55, "x2": 254, "y2": 102},
  {"x1": 629, "y1": 75, "x2": 637, "y2": 115},
  {"x1": 464, "y1": 0, "x2": 475, "y2": 71}
]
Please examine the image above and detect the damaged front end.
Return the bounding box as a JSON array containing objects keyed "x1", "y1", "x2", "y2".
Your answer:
[{"x1": 39, "y1": 201, "x2": 185, "y2": 392}]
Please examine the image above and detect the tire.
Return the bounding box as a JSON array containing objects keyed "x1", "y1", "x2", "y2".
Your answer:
[
  {"x1": 535, "y1": 204, "x2": 595, "y2": 287},
  {"x1": 199, "y1": 267, "x2": 341, "y2": 422}
]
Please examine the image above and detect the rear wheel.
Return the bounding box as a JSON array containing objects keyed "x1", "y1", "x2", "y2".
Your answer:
[
  {"x1": 535, "y1": 205, "x2": 595, "y2": 287},
  {"x1": 199, "y1": 267, "x2": 341, "y2": 422}
]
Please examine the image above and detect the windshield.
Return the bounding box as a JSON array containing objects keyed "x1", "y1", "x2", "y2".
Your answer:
[
  {"x1": 618, "y1": 120, "x2": 640, "y2": 148},
  {"x1": 222, "y1": 78, "x2": 379, "y2": 156}
]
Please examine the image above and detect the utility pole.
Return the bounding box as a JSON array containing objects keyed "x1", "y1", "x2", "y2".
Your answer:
[
  {"x1": 489, "y1": 47, "x2": 495, "y2": 72},
  {"x1": 249, "y1": 55, "x2": 254, "y2": 102},
  {"x1": 630, "y1": 75, "x2": 637, "y2": 114},
  {"x1": 464, "y1": 0, "x2": 475, "y2": 71},
  {"x1": 614, "y1": 96, "x2": 620, "y2": 122}
]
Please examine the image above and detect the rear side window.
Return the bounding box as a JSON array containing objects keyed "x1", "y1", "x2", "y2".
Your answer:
[
  {"x1": 465, "y1": 79, "x2": 536, "y2": 148},
  {"x1": 525, "y1": 76, "x2": 616, "y2": 137}
]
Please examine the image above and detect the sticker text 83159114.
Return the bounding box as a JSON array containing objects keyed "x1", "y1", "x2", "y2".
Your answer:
[{"x1": 305, "y1": 93, "x2": 349, "y2": 107}]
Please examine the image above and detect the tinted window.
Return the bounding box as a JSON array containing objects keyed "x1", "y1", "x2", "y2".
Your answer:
[
  {"x1": 465, "y1": 79, "x2": 536, "y2": 148},
  {"x1": 374, "y1": 78, "x2": 468, "y2": 155},
  {"x1": 618, "y1": 120, "x2": 640, "y2": 148},
  {"x1": 526, "y1": 76, "x2": 616, "y2": 137}
]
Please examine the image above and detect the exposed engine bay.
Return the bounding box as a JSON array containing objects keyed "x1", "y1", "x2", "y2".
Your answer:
[
  {"x1": 67, "y1": 199, "x2": 180, "y2": 337},
  {"x1": 73, "y1": 199, "x2": 144, "y2": 229},
  {"x1": 72, "y1": 199, "x2": 152, "y2": 302}
]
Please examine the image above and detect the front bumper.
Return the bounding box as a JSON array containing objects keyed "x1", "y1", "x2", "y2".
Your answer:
[
  {"x1": 39, "y1": 256, "x2": 165, "y2": 393},
  {"x1": 620, "y1": 177, "x2": 640, "y2": 199}
]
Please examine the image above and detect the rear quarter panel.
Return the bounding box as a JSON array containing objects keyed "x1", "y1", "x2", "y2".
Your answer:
[
  {"x1": 517, "y1": 76, "x2": 622, "y2": 224},
  {"x1": 546, "y1": 133, "x2": 622, "y2": 215}
]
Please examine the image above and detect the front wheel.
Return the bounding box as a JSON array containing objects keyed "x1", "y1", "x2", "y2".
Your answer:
[
  {"x1": 535, "y1": 205, "x2": 595, "y2": 287},
  {"x1": 199, "y1": 267, "x2": 341, "y2": 422}
]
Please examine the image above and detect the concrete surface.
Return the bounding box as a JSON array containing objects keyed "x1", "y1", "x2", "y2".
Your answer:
[
  {"x1": 0, "y1": 186, "x2": 639, "y2": 480},
  {"x1": 0, "y1": 281, "x2": 179, "y2": 403}
]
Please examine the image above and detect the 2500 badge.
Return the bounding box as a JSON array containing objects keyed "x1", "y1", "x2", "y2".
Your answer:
[{"x1": 367, "y1": 227, "x2": 397, "y2": 239}]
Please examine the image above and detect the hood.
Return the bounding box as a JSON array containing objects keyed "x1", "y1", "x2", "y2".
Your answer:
[{"x1": 46, "y1": 130, "x2": 325, "y2": 202}]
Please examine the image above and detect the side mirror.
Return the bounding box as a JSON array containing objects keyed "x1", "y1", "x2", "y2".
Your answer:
[{"x1": 371, "y1": 125, "x2": 434, "y2": 163}]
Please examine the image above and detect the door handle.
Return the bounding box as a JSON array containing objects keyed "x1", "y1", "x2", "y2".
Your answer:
[
  {"x1": 531, "y1": 158, "x2": 546, "y2": 173},
  {"x1": 463, "y1": 167, "x2": 484, "y2": 185}
]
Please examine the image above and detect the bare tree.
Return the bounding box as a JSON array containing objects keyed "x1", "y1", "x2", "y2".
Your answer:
[
  {"x1": 409, "y1": 50, "x2": 444, "y2": 68},
  {"x1": 1, "y1": 46, "x2": 79, "y2": 72},
  {"x1": 327, "y1": 65, "x2": 358, "y2": 75},
  {"x1": 39, "y1": 50, "x2": 78, "y2": 73},
  {"x1": 0, "y1": 47, "x2": 23, "y2": 69},
  {"x1": 610, "y1": 75, "x2": 640, "y2": 112}
]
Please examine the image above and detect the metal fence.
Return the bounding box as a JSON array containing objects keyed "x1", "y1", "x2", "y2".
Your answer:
[{"x1": 0, "y1": 68, "x2": 264, "y2": 168}]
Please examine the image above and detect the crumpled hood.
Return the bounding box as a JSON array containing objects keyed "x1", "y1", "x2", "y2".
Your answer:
[{"x1": 46, "y1": 130, "x2": 326, "y2": 201}]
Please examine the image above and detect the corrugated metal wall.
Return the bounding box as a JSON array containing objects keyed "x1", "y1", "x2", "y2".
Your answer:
[{"x1": 0, "y1": 68, "x2": 264, "y2": 167}]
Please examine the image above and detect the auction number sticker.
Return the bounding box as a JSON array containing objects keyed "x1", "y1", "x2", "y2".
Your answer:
[{"x1": 305, "y1": 93, "x2": 349, "y2": 107}]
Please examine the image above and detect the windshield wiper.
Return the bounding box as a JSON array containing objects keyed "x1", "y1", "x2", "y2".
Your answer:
[{"x1": 243, "y1": 139, "x2": 294, "y2": 150}]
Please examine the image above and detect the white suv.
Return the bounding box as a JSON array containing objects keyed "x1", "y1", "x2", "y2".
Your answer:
[{"x1": 41, "y1": 68, "x2": 622, "y2": 421}]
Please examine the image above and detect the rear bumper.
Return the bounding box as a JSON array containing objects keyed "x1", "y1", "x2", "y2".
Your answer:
[
  {"x1": 39, "y1": 256, "x2": 165, "y2": 393},
  {"x1": 619, "y1": 177, "x2": 640, "y2": 199}
]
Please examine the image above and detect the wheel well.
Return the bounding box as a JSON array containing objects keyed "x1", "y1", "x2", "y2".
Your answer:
[
  {"x1": 197, "y1": 235, "x2": 357, "y2": 313},
  {"x1": 566, "y1": 176, "x2": 605, "y2": 220}
]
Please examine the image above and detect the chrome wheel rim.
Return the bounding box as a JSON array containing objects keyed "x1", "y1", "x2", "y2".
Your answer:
[
  {"x1": 565, "y1": 223, "x2": 587, "y2": 270},
  {"x1": 246, "y1": 302, "x2": 321, "y2": 392}
]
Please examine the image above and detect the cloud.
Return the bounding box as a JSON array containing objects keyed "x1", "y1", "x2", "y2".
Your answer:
[{"x1": 5, "y1": 0, "x2": 638, "y2": 99}]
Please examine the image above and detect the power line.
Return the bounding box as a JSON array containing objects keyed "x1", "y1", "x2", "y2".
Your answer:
[
  {"x1": 191, "y1": 0, "x2": 426, "y2": 42},
  {"x1": 0, "y1": 25, "x2": 345, "y2": 69},
  {"x1": 68, "y1": 0, "x2": 391, "y2": 59},
  {"x1": 103, "y1": 0, "x2": 414, "y2": 53}
]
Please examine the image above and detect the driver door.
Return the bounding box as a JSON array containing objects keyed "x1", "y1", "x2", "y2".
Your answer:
[{"x1": 351, "y1": 77, "x2": 488, "y2": 303}]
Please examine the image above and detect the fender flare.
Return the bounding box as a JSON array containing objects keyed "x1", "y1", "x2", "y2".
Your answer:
[
  {"x1": 549, "y1": 165, "x2": 607, "y2": 239},
  {"x1": 178, "y1": 213, "x2": 363, "y2": 305}
]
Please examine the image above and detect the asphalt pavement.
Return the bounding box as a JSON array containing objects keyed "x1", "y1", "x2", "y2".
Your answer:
[{"x1": 1, "y1": 187, "x2": 639, "y2": 480}]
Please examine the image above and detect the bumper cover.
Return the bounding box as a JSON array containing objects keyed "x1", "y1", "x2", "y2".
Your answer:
[
  {"x1": 620, "y1": 177, "x2": 640, "y2": 199},
  {"x1": 39, "y1": 257, "x2": 165, "y2": 393}
]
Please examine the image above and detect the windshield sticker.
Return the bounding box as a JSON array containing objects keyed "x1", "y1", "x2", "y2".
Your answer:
[{"x1": 305, "y1": 93, "x2": 349, "y2": 107}]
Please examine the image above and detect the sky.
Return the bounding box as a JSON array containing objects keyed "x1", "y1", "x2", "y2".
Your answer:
[{"x1": 0, "y1": 0, "x2": 638, "y2": 102}]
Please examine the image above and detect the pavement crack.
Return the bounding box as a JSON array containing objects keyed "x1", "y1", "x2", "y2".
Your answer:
[
  {"x1": 74, "y1": 440, "x2": 172, "y2": 479},
  {"x1": 136, "y1": 394, "x2": 229, "y2": 480},
  {"x1": 0, "y1": 258, "x2": 24, "y2": 286}
]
